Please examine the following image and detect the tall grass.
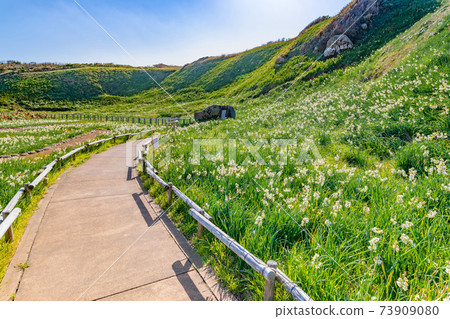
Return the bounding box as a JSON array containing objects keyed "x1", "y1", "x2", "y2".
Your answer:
[{"x1": 142, "y1": 4, "x2": 450, "y2": 300}]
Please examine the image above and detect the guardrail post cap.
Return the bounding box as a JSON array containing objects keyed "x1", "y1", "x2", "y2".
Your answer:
[
  {"x1": 266, "y1": 269, "x2": 276, "y2": 282},
  {"x1": 267, "y1": 260, "x2": 278, "y2": 269}
]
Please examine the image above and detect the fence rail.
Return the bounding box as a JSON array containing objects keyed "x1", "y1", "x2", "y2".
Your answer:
[
  {"x1": 0, "y1": 129, "x2": 155, "y2": 241},
  {"x1": 0, "y1": 208, "x2": 21, "y2": 242},
  {"x1": 0, "y1": 112, "x2": 191, "y2": 126},
  {"x1": 138, "y1": 139, "x2": 312, "y2": 301}
]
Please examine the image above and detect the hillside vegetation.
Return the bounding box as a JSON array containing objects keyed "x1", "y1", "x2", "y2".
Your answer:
[
  {"x1": 0, "y1": 67, "x2": 175, "y2": 107},
  {"x1": 142, "y1": 0, "x2": 449, "y2": 301}
]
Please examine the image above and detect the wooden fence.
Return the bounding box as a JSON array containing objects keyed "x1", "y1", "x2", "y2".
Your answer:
[
  {"x1": 137, "y1": 139, "x2": 312, "y2": 302},
  {"x1": 2, "y1": 112, "x2": 192, "y2": 126},
  {"x1": 0, "y1": 129, "x2": 154, "y2": 242}
]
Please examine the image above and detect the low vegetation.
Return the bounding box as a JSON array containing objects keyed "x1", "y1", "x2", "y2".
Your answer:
[{"x1": 0, "y1": 124, "x2": 99, "y2": 155}]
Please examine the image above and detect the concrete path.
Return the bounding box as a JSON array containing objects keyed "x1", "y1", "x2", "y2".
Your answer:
[{"x1": 0, "y1": 140, "x2": 233, "y2": 301}]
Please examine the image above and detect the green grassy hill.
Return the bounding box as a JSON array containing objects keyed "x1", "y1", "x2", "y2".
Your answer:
[
  {"x1": 0, "y1": 66, "x2": 175, "y2": 104},
  {"x1": 0, "y1": 0, "x2": 442, "y2": 115}
]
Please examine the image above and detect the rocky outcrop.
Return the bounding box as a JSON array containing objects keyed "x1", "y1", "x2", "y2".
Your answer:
[
  {"x1": 296, "y1": 0, "x2": 380, "y2": 55},
  {"x1": 275, "y1": 56, "x2": 286, "y2": 68},
  {"x1": 194, "y1": 105, "x2": 236, "y2": 122},
  {"x1": 324, "y1": 34, "x2": 354, "y2": 58}
]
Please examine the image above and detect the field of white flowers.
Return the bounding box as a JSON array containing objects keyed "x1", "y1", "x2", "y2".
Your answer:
[
  {"x1": 0, "y1": 121, "x2": 155, "y2": 156},
  {"x1": 0, "y1": 118, "x2": 79, "y2": 129},
  {"x1": 0, "y1": 124, "x2": 99, "y2": 155},
  {"x1": 146, "y1": 7, "x2": 450, "y2": 301}
]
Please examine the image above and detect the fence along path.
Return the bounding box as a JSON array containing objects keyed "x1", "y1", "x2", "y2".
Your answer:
[
  {"x1": 1, "y1": 138, "x2": 228, "y2": 301},
  {"x1": 0, "y1": 112, "x2": 191, "y2": 126},
  {"x1": 139, "y1": 139, "x2": 312, "y2": 301}
]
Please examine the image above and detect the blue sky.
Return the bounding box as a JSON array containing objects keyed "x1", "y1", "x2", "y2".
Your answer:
[{"x1": 1, "y1": 0, "x2": 352, "y2": 66}]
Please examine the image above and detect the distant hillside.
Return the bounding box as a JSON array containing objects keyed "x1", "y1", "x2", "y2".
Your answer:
[
  {"x1": 0, "y1": 67, "x2": 175, "y2": 102},
  {"x1": 161, "y1": 41, "x2": 285, "y2": 94},
  {"x1": 0, "y1": 0, "x2": 444, "y2": 112},
  {"x1": 0, "y1": 61, "x2": 177, "y2": 74}
]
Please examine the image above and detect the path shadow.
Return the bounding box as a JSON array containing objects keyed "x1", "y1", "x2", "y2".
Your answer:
[
  {"x1": 134, "y1": 174, "x2": 204, "y2": 268},
  {"x1": 126, "y1": 167, "x2": 133, "y2": 181},
  {"x1": 132, "y1": 193, "x2": 153, "y2": 226},
  {"x1": 158, "y1": 214, "x2": 203, "y2": 268},
  {"x1": 172, "y1": 261, "x2": 208, "y2": 301}
]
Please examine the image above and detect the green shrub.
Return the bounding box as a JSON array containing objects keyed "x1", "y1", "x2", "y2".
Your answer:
[
  {"x1": 317, "y1": 131, "x2": 332, "y2": 145},
  {"x1": 396, "y1": 140, "x2": 449, "y2": 175},
  {"x1": 343, "y1": 148, "x2": 373, "y2": 168}
]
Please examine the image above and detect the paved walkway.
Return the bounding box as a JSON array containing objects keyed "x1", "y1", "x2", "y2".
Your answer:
[{"x1": 0, "y1": 140, "x2": 233, "y2": 301}]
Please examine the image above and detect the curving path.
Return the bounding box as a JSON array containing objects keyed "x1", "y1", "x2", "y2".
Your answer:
[{"x1": 0, "y1": 139, "x2": 234, "y2": 301}]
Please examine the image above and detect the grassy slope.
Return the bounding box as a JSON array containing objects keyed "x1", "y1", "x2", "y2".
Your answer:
[
  {"x1": 144, "y1": 1, "x2": 450, "y2": 301},
  {"x1": 0, "y1": 67, "x2": 175, "y2": 102},
  {"x1": 162, "y1": 56, "x2": 231, "y2": 92}
]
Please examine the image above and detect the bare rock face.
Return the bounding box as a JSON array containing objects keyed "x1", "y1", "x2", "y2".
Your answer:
[
  {"x1": 194, "y1": 105, "x2": 236, "y2": 122},
  {"x1": 275, "y1": 56, "x2": 286, "y2": 68},
  {"x1": 299, "y1": 0, "x2": 379, "y2": 54},
  {"x1": 324, "y1": 34, "x2": 353, "y2": 58}
]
